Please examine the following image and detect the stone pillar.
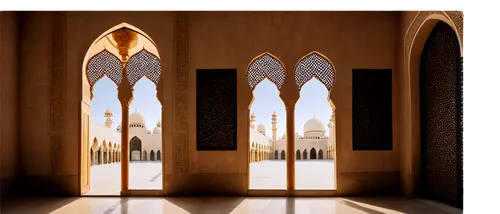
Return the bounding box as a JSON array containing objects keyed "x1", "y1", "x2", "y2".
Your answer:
[
  {"x1": 118, "y1": 65, "x2": 133, "y2": 192},
  {"x1": 286, "y1": 104, "x2": 295, "y2": 190}
]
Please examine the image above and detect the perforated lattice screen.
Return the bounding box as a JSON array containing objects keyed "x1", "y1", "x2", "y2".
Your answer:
[
  {"x1": 247, "y1": 54, "x2": 285, "y2": 90},
  {"x1": 86, "y1": 50, "x2": 123, "y2": 87},
  {"x1": 294, "y1": 53, "x2": 335, "y2": 90},
  {"x1": 126, "y1": 49, "x2": 162, "y2": 86}
]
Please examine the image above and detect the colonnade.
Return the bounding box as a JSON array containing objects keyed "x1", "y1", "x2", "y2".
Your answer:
[
  {"x1": 90, "y1": 145, "x2": 121, "y2": 166},
  {"x1": 326, "y1": 145, "x2": 335, "y2": 159},
  {"x1": 249, "y1": 143, "x2": 273, "y2": 163}
]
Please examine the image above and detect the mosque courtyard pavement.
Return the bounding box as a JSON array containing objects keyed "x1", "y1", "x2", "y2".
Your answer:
[{"x1": 85, "y1": 160, "x2": 335, "y2": 195}]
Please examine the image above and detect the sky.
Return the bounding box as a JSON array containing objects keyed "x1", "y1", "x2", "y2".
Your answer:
[{"x1": 91, "y1": 76, "x2": 333, "y2": 136}]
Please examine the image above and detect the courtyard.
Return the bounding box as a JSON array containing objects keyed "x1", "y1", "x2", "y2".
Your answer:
[{"x1": 85, "y1": 160, "x2": 335, "y2": 195}]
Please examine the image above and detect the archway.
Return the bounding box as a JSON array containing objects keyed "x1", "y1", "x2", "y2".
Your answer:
[
  {"x1": 150, "y1": 150, "x2": 155, "y2": 161},
  {"x1": 318, "y1": 149, "x2": 324, "y2": 159},
  {"x1": 419, "y1": 21, "x2": 462, "y2": 207},
  {"x1": 296, "y1": 150, "x2": 301, "y2": 160},
  {"x1": 293, "y1": 51, "x2": 336, "y2": 190},
  {"x1": 143, "y1": 150, "x2": 148, "y2": 161},
  {"x1": 310, "y1": 148, "x2": 317, "y2": 160},
  {"x1": 281, "y1": 150, "x2": 286, "y2": 160},
  {"x1": 81, "y1": 23, "x2": 163, "y2": 195},
  {"x1": 303, "y1": 149, "x2": 308, "y2": 160},
  {"x1": 247, "y1": 52, "x2": 287, "y2": 190},
  {"x1": 130, "y1": 137, "x2": 142, "y2": 161},
  {"x1": 157, "y1": 150, "x2": 161, "y2": 161}
]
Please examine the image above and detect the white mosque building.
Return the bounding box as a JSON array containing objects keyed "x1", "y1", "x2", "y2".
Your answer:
[
  {"x1": 249, "y1": 111, "x2": 336, "y2": 163},
  {"x1": 89, "y1": 108, "x2": 162, "y2": 166}
]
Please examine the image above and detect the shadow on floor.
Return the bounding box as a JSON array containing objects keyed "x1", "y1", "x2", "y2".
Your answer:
[
  {"x1": 340, "y1": 197, "x2": 462, "y2": 214},
  {"x1": 0, "y1": 197, "x2": 79, "y2": 214},
  {"x1": 164, "y1": 197, "x2": 246, "y2": 214}
]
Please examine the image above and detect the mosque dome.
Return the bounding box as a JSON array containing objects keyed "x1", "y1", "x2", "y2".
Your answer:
[
  {"x1": 257, "y1": 123, "x2": 266, "y2": 134},
  {"x1": 303, "y1": 116, "x2": 326, "y2": 134},
  {"x1": 153, "y1": 120, "x2": 162, "y2": 134},
  {"x1": 129, "y1": 111, "x2": 146, "y2": 126}
]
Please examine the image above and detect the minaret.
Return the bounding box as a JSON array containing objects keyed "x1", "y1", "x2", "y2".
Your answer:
[
  {"x1": 271, "y1": 111, "x2": 277, "y2": 142},
  {"x1": 104, "y1": 108, "x2": 113, "y2": 128},
  {"x1": 250, "y1": 112, "x2": 256, "y2": 129},
  {"x1": 328, "y1": 111, "x2": 335, "y2": 143}
]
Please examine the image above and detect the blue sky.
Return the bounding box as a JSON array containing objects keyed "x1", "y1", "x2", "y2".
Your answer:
[{"x1": 91, "y1": 76, "x2": 333, "y2": 136}]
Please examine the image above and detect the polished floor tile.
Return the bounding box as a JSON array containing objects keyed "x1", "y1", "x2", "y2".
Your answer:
[{"x1": 0, "y1": 197, "x2": 462, "y2": 214}]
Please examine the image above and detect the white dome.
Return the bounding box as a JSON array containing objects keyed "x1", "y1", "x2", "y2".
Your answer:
[
  {"x1": 153, "y1": 120, "x2": 162, "y2": 134},
  {"x1": 129, "y1": 111, "x2": 146, "y2": 125},
  {"x1": 303, "y1": 117, "x2": 326, "y2": 133},
  {"x1": 153, "y1": 127, "x2": 162, "y2": 134},
  {"x1": 257, "y1": 123, "x2": 266, "y2": 134}
]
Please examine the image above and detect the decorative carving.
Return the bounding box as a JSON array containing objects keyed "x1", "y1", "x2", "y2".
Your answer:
[
  {"x1": 446, "y1": 11, "x2": 463, "y2": 43},
  {"x1": 50, "y1": 12, "x2": 65, "y2": 175},
  {"x1": 50, "y1": 136, "x2": 64, "y2": 174},
  {"x1": 247, "y1": 53, "x2": 285, "y2": 90},
  {"x1": 294, "y1": 52, "x2": 335, "y2": 90},
  {"x1": 174, "y1": 12, "x2": 189, "y2": 173},
  {"x1": 174, "y1": 134, "x2": 188, "y2": 173},
  {"x1": 125, "y1": 49, "x2": 162, "y2": 86},
  {"x1": 352, "y1": 69, "x2": 393, "y2": 150},
  {"x1": 111, "y1": 28, "x2": 139, "y2": 62},
  {"x1": 196, "y1": 69, "x2": 238, "y2": 150},
  {"x1": 420, "y1": 21, "x2": 462, "y2": 207},
  {"x1": 50, "y1": 12, "x2": 65, "y2": 132},
  {"x1": 86, "y1": 50, "x2": 123, "y2": 87},
  {"x1": 405, "y1": 11, "x2": 463, "y2": 60}
]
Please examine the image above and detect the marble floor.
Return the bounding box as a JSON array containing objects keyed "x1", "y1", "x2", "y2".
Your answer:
[
  {"x1": 0, "y1": 197, "x2": 463, "y2": 214},
  {"x1": 250, "y1": 160, "x2": 335, "y2": 190},
  {"x1": 86, "y1": 160, "x2": 334, "y2": 195},
  {"x1": 86, "y1": 162, "x2": 163, "y2": 195}
]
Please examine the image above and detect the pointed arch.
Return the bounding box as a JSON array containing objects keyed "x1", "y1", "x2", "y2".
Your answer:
[
  {"x1": 86, "y1": 49, "x2": 123, "y2": 87},
  {"x1": 92, "y1": 137, "x2": 99, "y2": 151},
  {"x1": 274, "y1": 150, "x2": 279, "y2": 159},
  {"x1": 150, "y1": 150, "x2": 155, "y2": 161},
  {"x1": 280, "y1": 150, "x2": 286, "y2": 160},
  {"x1": 303, "y1": 149, "x2": 308, "y2": 160},
  {"x1": 296, "y1": 150, "x2": 301, "y2": 160},
  {"x1": 125, "y1": 49, "x2": 162, "y2": 87},
  {"x1": 310, "y1": 147, "x2": 317, "y2": 159},
  {"x1": 318, "y1": 149, "x2": 324, "y2": 159},
  {"x1": 157, "y1": 150, "x2": 161, "y2": 161},
  {"x1": 247, "y1": 52, "x2": 286, "y2": 90},
  {"x1": 294, "y1": 51, "x2": 336, "y2": 91},
  {"x1": 82, "y1": 22, "x2": 163, "y2": 100}
]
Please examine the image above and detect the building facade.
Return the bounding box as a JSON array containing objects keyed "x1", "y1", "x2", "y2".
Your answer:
[
  {"x1": 249, "y1": 111, "x2": 336, "y2": 162},
  {"x1": 89, "y1": 108, "x2": 162, "y2": 166}
]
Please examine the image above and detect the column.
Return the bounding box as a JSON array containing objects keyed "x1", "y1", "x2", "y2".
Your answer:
[
  {"x1": 286, "y1": 105, "x2": 295, "y2": 191},
  {"x1": 118, "y1": 63, "x2": 133, "y2": 193}
]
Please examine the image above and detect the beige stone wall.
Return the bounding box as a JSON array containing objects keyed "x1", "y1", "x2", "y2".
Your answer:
[
  {"x1": 0, "y1": 11, "x2": 20, "y2": 197},
  {"x1": 15, "y1": 11, "x2": 412, "y2": 196}
]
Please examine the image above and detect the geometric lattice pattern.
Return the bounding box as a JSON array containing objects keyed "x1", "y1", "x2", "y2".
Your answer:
[
  {"x1": 126, "y1": 49, "x2": 162, "y2": 86},
  {"x1": 86, "y1": 50, "x2": 123, "y2": 87},
  {"x1": 420, "y1": 21, "x2": 461, "y2": 207},
  {"x1": 247, "y1": 53, "x2": 285, "y2": 90},
  {"x1": 294, "y1": 52, "x2": 335, "y2": 90}
]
